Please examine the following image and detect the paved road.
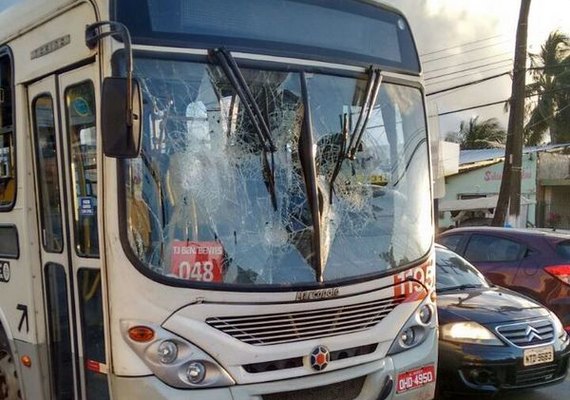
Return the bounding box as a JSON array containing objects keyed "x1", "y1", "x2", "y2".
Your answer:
[{"x1": 500, "y1": 374, "x2": 570, "y2": 400}]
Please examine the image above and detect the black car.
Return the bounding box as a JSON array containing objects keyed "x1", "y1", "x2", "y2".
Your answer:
[{"x1": 435, "y1": 245, "x2": 570, "y2": 398}]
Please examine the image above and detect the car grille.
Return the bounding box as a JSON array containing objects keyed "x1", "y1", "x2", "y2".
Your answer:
[
  {"x1": 513, "y1": 362, "x2": 562, "y2": 386},
  {"x1": 262, "y1": 376, "x2": 366, "y2": 400},
  {"x1": 496, "y1": 319, "x2": 554, "y2": 347},
  {"x1": 206, "y1": 295, "x2": 405, "y2": 345}
]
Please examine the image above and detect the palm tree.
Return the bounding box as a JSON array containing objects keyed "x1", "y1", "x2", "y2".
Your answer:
[
  {"x1": 446, "y1": 116, "x2": 507, "y2": 149},
  {"x1": 525, "y1": 31, "x2": 570, "y2": 145}
]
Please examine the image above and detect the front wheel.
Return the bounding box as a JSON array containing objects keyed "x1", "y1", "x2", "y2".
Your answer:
[{"x1": 0, "y1": 327, "x2": 21, "y2": 400}]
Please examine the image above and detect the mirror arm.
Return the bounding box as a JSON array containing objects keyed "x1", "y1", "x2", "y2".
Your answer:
[{"x1": 85, "y1": 21, "x2": 135, "y2": 127}]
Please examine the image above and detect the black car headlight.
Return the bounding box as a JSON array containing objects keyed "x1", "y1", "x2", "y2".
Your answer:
[
  {"x1": 440, "y1": 321, "x2": 504, "y2": 346},
  {"x1": 387, "y1": 300, "x2": 436, "y2": 355}
]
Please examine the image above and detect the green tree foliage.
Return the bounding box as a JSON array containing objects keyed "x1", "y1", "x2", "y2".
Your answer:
[
  {"x1": 525, "y1": 31, "x2": 570, "y2": 145},
  {"x1": 446, "y1": 116, "x2": 506, "y2": 149}
]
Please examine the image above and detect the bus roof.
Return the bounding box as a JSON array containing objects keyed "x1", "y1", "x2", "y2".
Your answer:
[{"x1": 0, "y1": 0, "x2": 79, "y2": 44}]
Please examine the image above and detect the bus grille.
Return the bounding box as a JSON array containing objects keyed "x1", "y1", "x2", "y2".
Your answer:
[
  {"x1": 205, "y1": 296, "x2": 404, "y2": 345},
  {"x1": 262, "y1": 376, "x2": 366, "y2": 400},
  {"x1": 496, "y1": 319, "x2": 554, "y2": 347},
  {"x1": 244, "y1": 344, "x2": 377, "y2": 373}
]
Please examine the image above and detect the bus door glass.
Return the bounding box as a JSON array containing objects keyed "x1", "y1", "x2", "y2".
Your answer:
[
  {"x1": 29, "y1": 77, "x2": 76, "y2": 400},
  {"x1": 58, "y1": 65, "x2": 109, "y2": 400}
]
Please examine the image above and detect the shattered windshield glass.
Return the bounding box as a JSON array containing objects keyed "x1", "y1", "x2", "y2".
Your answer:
[{"x1": 123, "y1": 57, "x2": 431, "y2": 287}]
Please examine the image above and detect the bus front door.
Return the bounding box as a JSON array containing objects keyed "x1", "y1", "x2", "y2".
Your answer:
[{"x1": 28, "y1": 64, "x2": 109, "y2": 400}]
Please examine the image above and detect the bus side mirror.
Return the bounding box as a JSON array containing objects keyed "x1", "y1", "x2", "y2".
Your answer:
[{"x1": 101, "y1": 77, "x2": 142, "y2": 158}]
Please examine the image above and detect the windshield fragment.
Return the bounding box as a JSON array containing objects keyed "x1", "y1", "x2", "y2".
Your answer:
[
  {"x1": 210, "y1": 48, "x2": 278, "y2": 210},
  {"x1": 329, "y1": 68, "x2": 382, "y2": 200}
]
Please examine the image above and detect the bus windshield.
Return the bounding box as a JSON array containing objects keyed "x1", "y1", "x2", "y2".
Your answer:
[{"x1": 123, "y1": 56, "x2": 431, "y2": 287}]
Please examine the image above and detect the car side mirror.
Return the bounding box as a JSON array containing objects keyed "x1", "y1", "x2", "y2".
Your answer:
[{"x1": 101, "y1": 77, "x2": 142, "y2": 158}]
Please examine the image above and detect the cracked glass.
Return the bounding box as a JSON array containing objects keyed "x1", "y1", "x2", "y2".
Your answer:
[{"x1": 123, "y1": 57, "x2": 431, "y2": 287}]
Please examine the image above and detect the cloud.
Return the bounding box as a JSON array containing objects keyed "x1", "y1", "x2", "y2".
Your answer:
[
  {"x1": 380, "y1": 1, "x2": 520, "y2": 135},
  {"x1": 381, "y1": 0, "x2": 569, "y2": 137}
]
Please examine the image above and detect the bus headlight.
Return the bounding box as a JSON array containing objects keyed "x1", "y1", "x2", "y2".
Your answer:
[
  {"x1": 158, "y1": 340, "x2": 178, "y2": 364},
  {"x1": 387, "y1": 299, "x2": 436, "y2": 355},
  {"x1": 121, "y1": 321, "x2": 235, "y2": 388},
  {"x1": 418, "y1": 305, "x2": 432, "y2": 324},
  {"x1": 187, "y1": 362, "x2": 206, "y2": 384},
  {"x1": 400, "y1": 327, "x2": 416, "y2": 347}
]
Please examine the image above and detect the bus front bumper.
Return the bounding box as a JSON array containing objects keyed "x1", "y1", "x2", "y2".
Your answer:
[{"x1": 110, "y1": 329, "x2": 437, "y2": 400}]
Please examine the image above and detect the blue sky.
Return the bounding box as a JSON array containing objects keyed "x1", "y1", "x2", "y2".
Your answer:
[{"x1": 0, "y1": 0, "x2": 18, "y2": 11}]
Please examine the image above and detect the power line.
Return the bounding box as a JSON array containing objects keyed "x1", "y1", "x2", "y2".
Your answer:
[
  {"x1": 420, "y1": 34, "x2": 505, "y2": 57},
  {"x1": 426, "y1": 71, "x2": 511, "y2": 96},
  {"x1": 434, "y1": 87, "x2": 570, "y2": 117},
  {"x1": 436, "y1": 100, "x2": 507, "y2": 116},
  {"x1": 423, "y1": 40, "x2": 512, "y2": 64},
  {"x1": 425, "y1": 59, "x2": 513, "y2": 81},
  {"x1": 525, "y1": 103, "x2": 570, "y2": 130},
  {"x1": 423, "y1": 52, "x2": 512, "y2": 74},
  {"x1": 427, "y1": 67, "x2": 512, "y2": 87},
  {"x1": 426, "y1": 63, "x2": 570, "y2": 98}
]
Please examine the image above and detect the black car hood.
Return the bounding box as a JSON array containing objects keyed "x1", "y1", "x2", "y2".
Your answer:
[{"x1": 437, "y1": 286, "x2": 549, "y2": 325}]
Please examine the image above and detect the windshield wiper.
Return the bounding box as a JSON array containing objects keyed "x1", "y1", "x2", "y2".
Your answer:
[
  {"x1": 437, "y1": 283, "x2": 484, "y2": 293},
  {"x1": 328, "y1": 113, "x2": 349, "y2": 203},
  {"x1": 300, "y1": 72, "x2": 323, "y2": 282},
  {"x1": 210, "y1": 48, "x2": 278, "y2": 210},
  {"x1": 329, "y1": 68, "x2": 382, "y2": 201}
]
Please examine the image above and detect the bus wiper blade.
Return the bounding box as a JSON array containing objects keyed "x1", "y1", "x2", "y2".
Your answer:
[
  {"x1": 328, "y1": 113, "x2": 349, "y2": 203},
  {"x1": 300, "y1": 72, "x2": 323, "y2": 282},
  {"x1": 329, "y1": 68, "x2": 382, "y2": 200},
  {"x1": 346, "y1": 68, "x2": 382, "y2": 160},
  {"x1": 211, "y1": 48, "x2": 275, "y2": 152},
  {"x1": 210, "y1": 48, "x2": 277, "y2": 210}
]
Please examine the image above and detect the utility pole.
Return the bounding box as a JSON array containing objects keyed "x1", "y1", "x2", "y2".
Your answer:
[{"x1": 492, "y1": 0, "x2": 531, "y2": 227}]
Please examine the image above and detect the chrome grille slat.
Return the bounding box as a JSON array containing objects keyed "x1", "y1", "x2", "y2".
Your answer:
[
  {"x1": 496, "y1": 319, "x2": 555, "y2": 348},
  {"x1": 206, "y1": 295, "x2": 404, "y2": 345},
  {"x1": 231, "y1": 317, "x2": 387, "y2": 340},
  {"x1": 213, "y1": 308, "x2": 392, "y2": 332},
  {"x1": 209, "y1": 298, "x2": 398, "y2": 324},
  {"x1": 235, "y1": 328, "x2": 371, "y2": 345}
]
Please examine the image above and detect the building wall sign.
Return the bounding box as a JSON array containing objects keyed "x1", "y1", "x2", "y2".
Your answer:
[{"x1": 484, "y1": 168, "x2": 532, "y2": 182}]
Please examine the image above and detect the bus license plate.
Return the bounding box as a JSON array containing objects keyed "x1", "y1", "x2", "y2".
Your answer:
[
  {"x1": 524, "y1": 345, "x2": 554, "y2": 366},
  {"x1": 396, "y1": 365, "x2": 435, "y2": 393}
]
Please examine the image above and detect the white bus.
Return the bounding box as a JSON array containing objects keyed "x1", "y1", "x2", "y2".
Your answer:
[{"x1": 0, "y1": 0, "x2": 436, "y2": 399}]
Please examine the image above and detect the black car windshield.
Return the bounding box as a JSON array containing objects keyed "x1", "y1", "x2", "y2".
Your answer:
[
  {"x1": 436, "y1": 248, "x2": 489, "y2": 292},
  {"x1": 122, "y1": 56, "x2": 431, "y2": 287}
]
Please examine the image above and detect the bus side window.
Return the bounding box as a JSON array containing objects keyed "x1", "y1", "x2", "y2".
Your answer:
[
  {"x1": 32, "y1": 95, "x2": 64, "y2": 252},
  {"x1": 65, "y1": 81, "x2": 99, "y2": 257},
  {"x1": 0, "y1": 49, "x2": 16, "y2": 209}
]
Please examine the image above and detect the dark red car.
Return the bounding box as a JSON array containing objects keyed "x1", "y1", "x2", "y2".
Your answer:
[{"x1": 437, "y1": 227, "x2": 570, "y2": 333}]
